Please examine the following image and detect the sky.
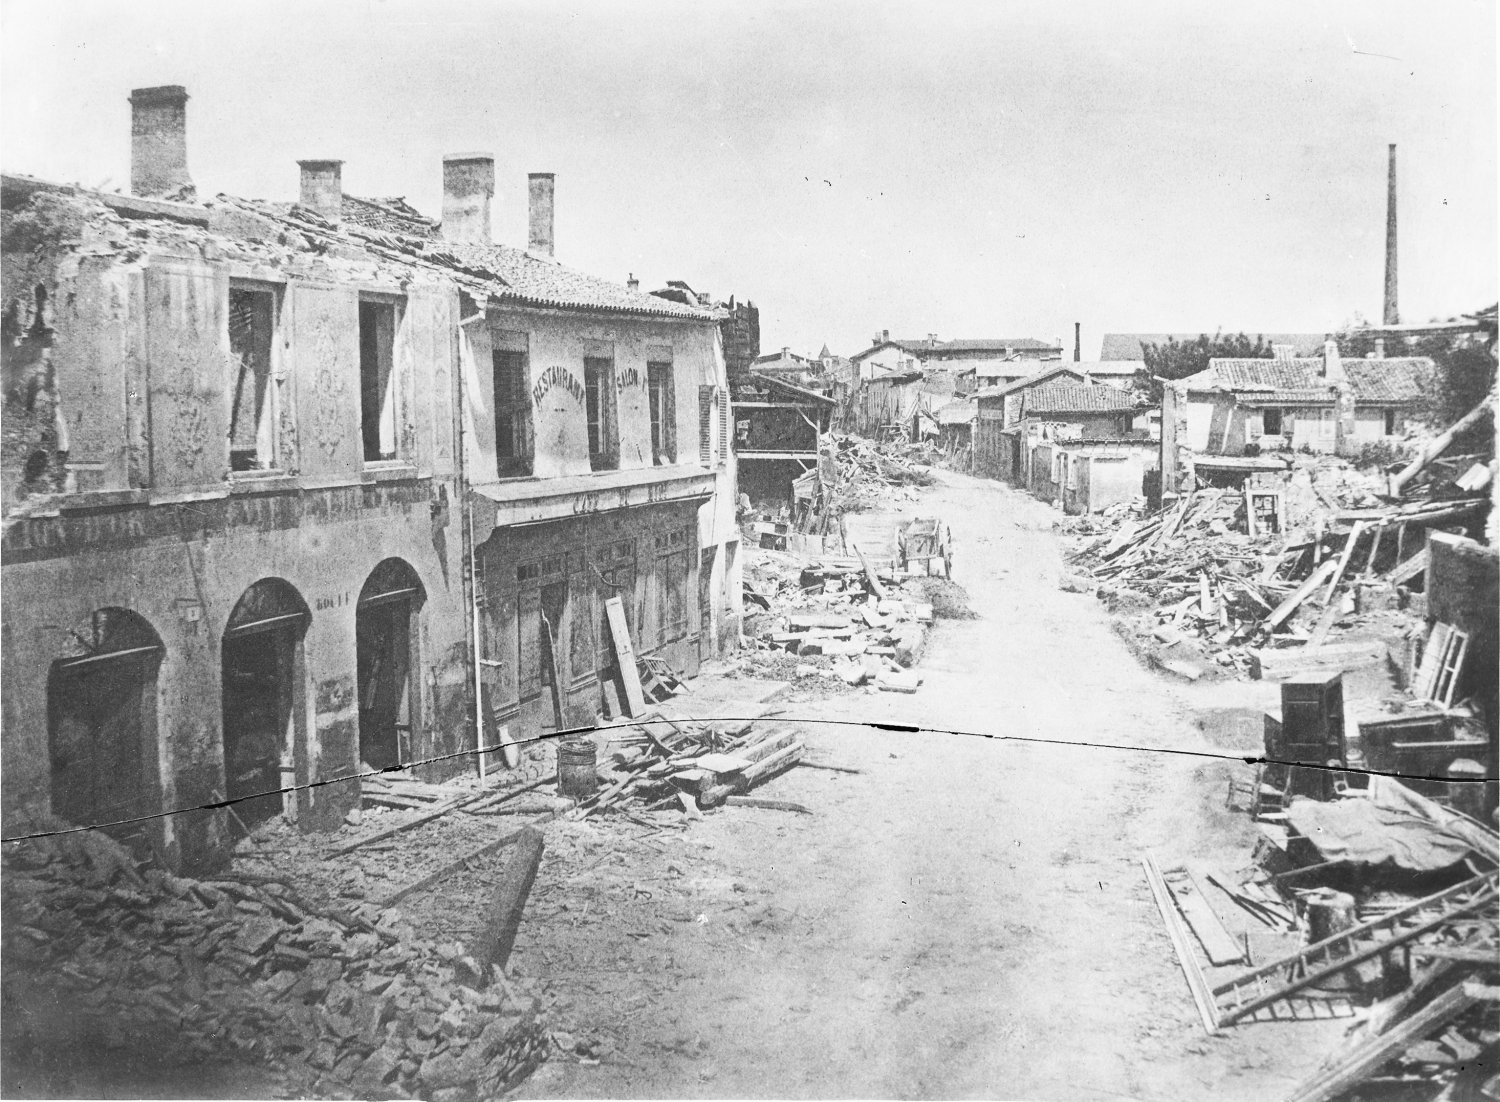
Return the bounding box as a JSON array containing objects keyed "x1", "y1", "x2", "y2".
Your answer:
[{"x1": 2, "y1": 0, "x2": 1495, "y2": 358}]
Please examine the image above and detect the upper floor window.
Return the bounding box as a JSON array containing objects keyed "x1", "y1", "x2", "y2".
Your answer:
[
  {"x1": 647, "y1": 359, "x2": 676, "y2": 465},
  {"x1": 359, "y1": 298, "x2": 400, "y2": 463},
  {"x1": 228, "y1": 285, "x2": 278, "y2": 472},
  {"x1": 584, "y1": 355, "x2": 618, "y2": 471},
  {"x1": 493, "y1": 334, "x2": 533, "y2": 477}
]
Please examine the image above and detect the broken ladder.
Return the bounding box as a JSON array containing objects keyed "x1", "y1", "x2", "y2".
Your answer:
[{"x1": 1210, "y1": 870, "x2": 1498, "y2": 1026}]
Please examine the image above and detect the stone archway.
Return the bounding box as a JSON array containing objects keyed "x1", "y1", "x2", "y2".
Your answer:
[
  {"x1": 48, "y1": 608, "x2": 165, "y2": 841},
  {"x1": 222, "y1": 578, "x2": 310, "y2": 829},
  {"x1": 355, "y1": 559, "x2": 425, "y2": 772}
]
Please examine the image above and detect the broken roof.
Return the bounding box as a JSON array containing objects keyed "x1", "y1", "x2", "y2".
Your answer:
[
  {"x1": 739, "y1": 372, "x2": 836, "y2": 405},
  {"x1": 1195, "y1": 357, "x2": 1431, "y2": 404},
  {"x1": 989, "y1": 364, "x2": 1088, "y2": 397},
  {"x1": 221, "y1": 192, "x2": 716, "y2": 321},
  {"x1": 1023, "y1": 383, "x2": 1136, "y2": 415}
]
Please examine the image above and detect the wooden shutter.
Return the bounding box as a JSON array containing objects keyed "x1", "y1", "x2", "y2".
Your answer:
[
  {"x1": 717, "y1": 387, "x2": 730, "y2": 467},
  {"x1": 699, "y1": 385, "x2": 715, "y2": 466}
]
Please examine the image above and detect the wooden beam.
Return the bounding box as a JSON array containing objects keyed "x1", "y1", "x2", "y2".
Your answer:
[
  {"x1": 327, "y1": 787, "x2": 497, "y2": 857},
  {"x1": 1141, "y1": 854, "x2": 1221, "y2": 1035},
  {"x1": 376, "y1": 813, "x2": 556, "y2": 907},
  {"x1": 1285, "y1": 982, "x2": 1478, "y2": 1102},
  {"x1": 605, "y1": 596, "x2": 647, "y2": 717},
  {"x1": 1264, "y1": 558, "x2": 1341, "y2": 630},
  {"x1": 1390, "y1": 397, "x2": 1494, "y2": 495},
  {"x1": 469, "y1": 827, "x2": 545, "y2": 974}
]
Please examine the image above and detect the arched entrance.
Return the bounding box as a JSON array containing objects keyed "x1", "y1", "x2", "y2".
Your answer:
[
  {"x1": 356, "y1": 559, "x2": 425, "y2": 771},
  {"x1": 222, "y1": 579, "x2": 310, "y2": 829},
  {"x1": 48, "y1": 609, "x2": 164, "y2": 842}
]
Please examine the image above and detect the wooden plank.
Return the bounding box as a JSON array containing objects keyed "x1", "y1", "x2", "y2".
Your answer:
[
  {"x1": 1322, "y1": 521, "x2": 1367, "y2": 605},
  {"x1": 1387, "y1": 546, "x2": 1428, "y2": 586},
  {"x1": 604, "y1": 596, "x2": 647, "y2": 718},
  {"x1": 724, "y1": 796, "x2": 813, "y2": 814},
  {"x1": 1263, "y1": 558, "x2": 1341, "y2": 630},
  {"x1": 376, "y1": 812, "x2": 556, "y2": 907},
  {"x1": 1162, "y1": 865, "x2": 1246, "y2": 965},
  {"x1": 327, "y1": 787, "x2": 495, "y2": 857},
  {"x1": 1141, "y1": 854, "x2": 1221, "y2": 1035},
  {"x1": 850, "y1": 541, "x2": 888, "y2": 600},
  {"x1": 469, "y1": 827, "x2": 545, "y2": 974},
  {"x1": 1285, "y1": 983, "x2": 1478, "y2": 1102}
]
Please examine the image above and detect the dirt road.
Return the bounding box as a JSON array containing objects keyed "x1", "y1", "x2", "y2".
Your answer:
[{"x1": 522, "y1": 470, "x2": 1343, "y2": 1101}]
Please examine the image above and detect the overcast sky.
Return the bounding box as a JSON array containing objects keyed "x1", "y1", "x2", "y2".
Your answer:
[{"x1": 2, "y1": 0, "x2": 1494, "y2": 357}]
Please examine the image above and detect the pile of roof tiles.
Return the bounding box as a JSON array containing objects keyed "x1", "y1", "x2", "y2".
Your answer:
[{"x1": 1, "y1": 827, "x2": 548, "y2": 1101}]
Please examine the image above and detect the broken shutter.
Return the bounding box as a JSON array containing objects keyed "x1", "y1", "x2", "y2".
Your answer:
[
  {"x1": 699, "y1": 385, "x2": 715, "y2": 466},
  {"x1": 289, "y1": 282, "x2": 361, "y2": 478}
]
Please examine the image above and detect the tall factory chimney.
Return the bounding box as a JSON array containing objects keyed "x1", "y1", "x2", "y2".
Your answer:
[{"x1": 1384, "y1": 144, "x2": 1399, "y2": 325}]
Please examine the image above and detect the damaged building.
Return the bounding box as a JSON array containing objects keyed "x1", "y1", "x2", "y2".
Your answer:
[{"x1": 0, "y1": 86, "x2": 740, "y2": 873}]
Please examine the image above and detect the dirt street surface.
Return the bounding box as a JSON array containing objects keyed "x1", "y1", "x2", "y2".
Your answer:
[{"x1": 519, "y1": 469, "x2": 1346, "y2": 1101}]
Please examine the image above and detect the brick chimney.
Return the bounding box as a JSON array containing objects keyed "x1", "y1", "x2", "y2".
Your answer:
[
  {"x1": 441, "y1": 154, "x2": 494, "y2": 244},
  {"x1": 528, "y1": 172, "x2": 554, "y2": 257},
  {"x1": 1074, "y1": 322, "x2": 1081, "y2": 362},
  {"x1": 627, "y1": 273, "x2": 639, "y2": 291},
  {"x1": 129, "y1": 85, "x2": 193, "y2": 199},
  {"x1": 297, "y1": 160, "x2": 343, "y2": 223},
  {"x1": 1384, "y1": 144, "x2": 1399, "y2": 325}
]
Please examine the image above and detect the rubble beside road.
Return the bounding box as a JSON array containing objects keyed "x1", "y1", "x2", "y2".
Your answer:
[
  {"x1": 1060, "y1": 459, "x2": 1490, "y2": 683},
  {"x1": 1, "y1": 826, "x2": 549, "y2": 1101}
]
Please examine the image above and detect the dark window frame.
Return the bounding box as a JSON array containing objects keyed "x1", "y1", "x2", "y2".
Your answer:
[
  {"x1": 227, "y1": 283, "x2": 280, "y2": 473},
  {"x1": 647, "y1": 360, "x2": 676, "y2": 465},
  {"x1": 492, "y1": 345, "x2": 533, "y2": 476},
  {"x1": 584, "y1": 355, "x2": 619, "y2": 471},
  {"x1": 358, "y1": 296, "x2": 403, "y2": 464}
]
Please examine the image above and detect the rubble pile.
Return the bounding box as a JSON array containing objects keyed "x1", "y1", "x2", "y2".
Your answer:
[
  {"x1": 1065, "y1": 481, "x2": 1488, "y2": 680},
  {"x1": 827, "y1": 433, "x2": 936, "y2": 516},
  {"x1": 2, "y1": 828, "x2": 548, "y2": 1101},
  {"x1": 745, "y1": 547, "x2": 935, "y2": 693}
]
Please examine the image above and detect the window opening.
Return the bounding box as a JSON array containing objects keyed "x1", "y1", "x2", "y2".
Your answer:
[
  {"x1": 359, "y1": 299, "x2": 399, "y2": 462},
  {"x1": 493, "y1": 346, "x2": 533, "y2": 476},
  {"x1": 1262, "y1": 408, "x2": 1283, "y2": 437},
  {"x1": 584, "y1": 356, "x2": 618, "y2": 471},
  {"x1": 648, "y1": 360, "x2": 676, "y2": 465},
  {"x1": 228, "y1": 287, "x2": 277, "y2": 472}
]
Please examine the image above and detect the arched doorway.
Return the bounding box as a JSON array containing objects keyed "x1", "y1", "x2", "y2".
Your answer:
[
  {"x1": 356, "y1": 559, "x2": 425, "y2": 771},
  {"x1": 222, "y1": 579, "x2": 309, "y2": 829},
  {"x1": 48, "y1": 609, "x2": 164, "y2": 842}
]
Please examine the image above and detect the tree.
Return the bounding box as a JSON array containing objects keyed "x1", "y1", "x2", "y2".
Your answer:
[{"x1": 1133, "y1": 332, "x2": 1274, "y2": 404}]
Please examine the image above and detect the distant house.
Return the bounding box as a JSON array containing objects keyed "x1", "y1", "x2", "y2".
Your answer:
[
  {"x1": 935, "y1": 399, "x2": 978, "y2": 466},
  {"x1": 844, "y1": 367, "x2": 927, "y2": 438},
  {"x1": 1100, "y1": 332, "x2": 1328, "y2": 361},
  {"x1": 974, "y1": 378, "x2": 1150, "y2": 513},
  {"x1": 852, "y1": 332, "x2": 1063, "y2": 381},
  {"x1": 1182, "y1": 347, "x2": 1431, "y2": 456},
  {"x1": 975, "y1": 364, "x2": 1089, "y2": 427}
]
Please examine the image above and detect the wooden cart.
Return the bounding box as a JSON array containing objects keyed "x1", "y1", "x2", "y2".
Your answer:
[{"x1": 898, "y1": 516, "x2": 952, "y2": 577}]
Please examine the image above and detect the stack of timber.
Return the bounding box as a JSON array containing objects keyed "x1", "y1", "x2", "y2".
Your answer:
[{"x1": 577, "y1": 716, "x2": 808, "y2": 819}]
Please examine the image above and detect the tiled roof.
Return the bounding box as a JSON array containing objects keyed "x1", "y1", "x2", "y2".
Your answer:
[
  {"x1": 1101, "y1": 332, "x2": 1327, "y2": 360},
  {"x1": 1077, "y1": 360, "x2": 1145, "y2": 376},
  {"x1": 1023, "y1": 383, "x2": 1136, "y2": 415},
  {"x1": 854, "y1": 336, "x2": 1062, "y2": 360},
  {"x1": 1346, "y1": 358, "x2": 1431, "y2": 402},
  {"x1": 1198, "y1": 357, "x2": 1430, "y2": 403},
  {"x1": 993, "y1": 364, "x2": 1088, "y2": 396}
]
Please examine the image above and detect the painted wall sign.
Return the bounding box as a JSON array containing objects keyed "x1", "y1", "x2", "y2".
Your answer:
[
  {"x1": 531, "y1": 365, "x2": 585, "y2": 407},
  {"x1": 615, "y1": 367, "x2": 642, "y2": 392}
]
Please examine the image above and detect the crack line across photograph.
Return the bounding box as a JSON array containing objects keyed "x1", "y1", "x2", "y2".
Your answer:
[{"x1": 1, "y1": 3, "x2": 1496, "y2": 1101}]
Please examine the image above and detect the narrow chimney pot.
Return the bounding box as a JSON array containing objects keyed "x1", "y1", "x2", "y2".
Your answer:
[
  {"x1": 297, "y1": 159, "x2": 344, "y2": 223},
  {"x1": 129, "y1": 85, "x2": 192, "y2": 199},
  {"x1": 528, "y1": 172, "x2": 555, "y2": 257},
  {"x1": 442, "y1": 153, "x2": 495, "y2": 245}
]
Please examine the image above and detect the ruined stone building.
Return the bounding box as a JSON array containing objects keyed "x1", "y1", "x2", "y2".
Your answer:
[{"x1": 1, "y1": 86, "x2": 740, "y2": 872}]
